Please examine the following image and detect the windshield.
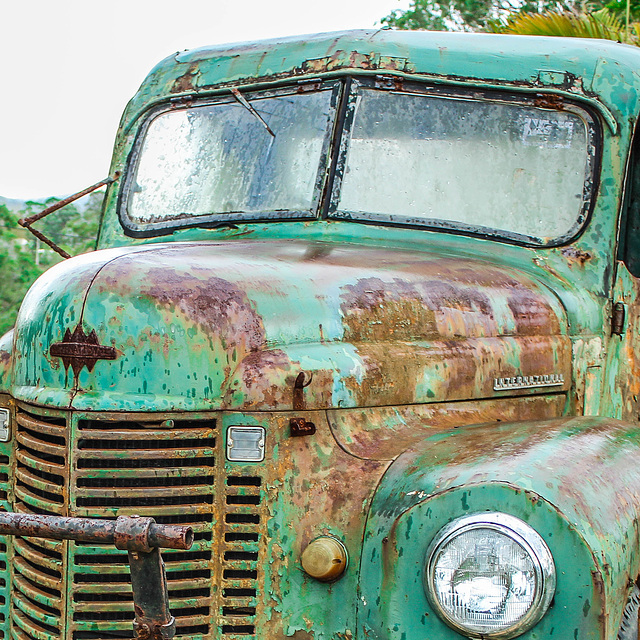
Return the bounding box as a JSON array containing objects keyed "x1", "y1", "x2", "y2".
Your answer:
[
  {"x1": 122, "y1": 83, "x2": 339, "y2": 231},
  {"x1": 332, "y1": 85, "x2": 597, "y2": 244},
  {"x1": 121, "y1": 79, "x2": 598, "y2": 245}
]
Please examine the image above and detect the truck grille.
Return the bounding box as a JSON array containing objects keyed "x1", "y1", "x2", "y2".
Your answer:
[
  {"x1": 12, "y1": 410, "x2": 66, "y2": 640},
  {"x1": 11, "y1": 406, "x2": 265, "y2": 640}
]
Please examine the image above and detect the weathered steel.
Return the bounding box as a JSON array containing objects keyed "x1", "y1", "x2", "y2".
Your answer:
[
  {"x1": 18, "y1": 172, "x2": 120, "y2": 259},
  {"x1": 0, "y1": 512, "x2": 192, "y2": 549},
  {"x1": 289, "y1": 416, "x2": 316, "y2": 437},
  {"x1": 0, "y1": 512, "x2": 191, "y2": 640},
  {"x1": 129, "y1": 548, "x2": 176, "y2": 640},
  {"x1": 50, "y1": 324, "x2": 117, "y2": 376}
]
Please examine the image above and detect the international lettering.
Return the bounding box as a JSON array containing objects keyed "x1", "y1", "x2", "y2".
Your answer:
[{"x1": 493, "y1": 373, "x2": 565, "y2": 391}]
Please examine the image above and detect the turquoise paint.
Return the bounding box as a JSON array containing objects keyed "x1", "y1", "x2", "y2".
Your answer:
[{"x1": 364, "y1": 417, "x2": 640, "y2": 638}]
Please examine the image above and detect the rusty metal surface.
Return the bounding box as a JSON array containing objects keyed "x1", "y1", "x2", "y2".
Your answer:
[
  {"x1": 0, "y1": 511, "x2": 190, "y2": 640},
  {"x1": 328, "y1": 394, "x2": 565, "y2": 460},
  {"x1": 0, "y1": 512, "x2": 192, "y2": 550},
  {"x1": 362, "y1": 416, "x2": 640, "y2": 639},
  {"x1": 50, "y1": 324, "x2": 117, "y2": 377},
  {"x1": 11, "y1": 240, "x2": 572, "y2": 412},
  {"x1": 129, "y1": 547, "x2": 176, "y2": 640},
  {"x1": 18, "y1": 173, "x2": 120, "y2": 260},
  {"x1": 289, "y1": 416, "x2": 316, "y2": 437},
  {"x1": 3, "y1": 402, "x2": 390, "y2": 640}
]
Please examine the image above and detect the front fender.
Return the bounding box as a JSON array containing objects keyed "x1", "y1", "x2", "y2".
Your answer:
[{"x1": 360, "y1": 417, "x2": 640, "y2": 639}]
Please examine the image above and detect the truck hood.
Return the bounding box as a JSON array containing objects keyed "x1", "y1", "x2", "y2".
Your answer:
[{"x1": 10, "y1": 239, "x2": 571, "y2": 411}]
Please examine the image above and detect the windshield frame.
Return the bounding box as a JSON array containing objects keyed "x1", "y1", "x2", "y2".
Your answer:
[
  {"x1": 118, "y1": 75, "x2": 602, "y2": 247},
  {"x1": 327, "y1": 78, "x2": 602, "y2": 248},
  {"x1": 118, "y1": 80, "x2": 342, "y2": 235}
]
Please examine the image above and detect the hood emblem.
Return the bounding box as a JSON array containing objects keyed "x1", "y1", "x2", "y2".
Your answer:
[
  {"x1": 494, "y1": 373, "x2": 565, "y2": 391},
  {"x1": 50, "y1": 325, "x2": 116, "y2": 376}
]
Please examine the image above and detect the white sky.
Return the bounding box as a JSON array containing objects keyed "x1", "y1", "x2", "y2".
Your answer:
[{"x1": 0, "y1": 0, "x2": 410, "y2": 200}]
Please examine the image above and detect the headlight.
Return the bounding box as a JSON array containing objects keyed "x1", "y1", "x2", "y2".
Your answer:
[{"x1": 425, "y1": 512, "x2": 555, "y2": 639}]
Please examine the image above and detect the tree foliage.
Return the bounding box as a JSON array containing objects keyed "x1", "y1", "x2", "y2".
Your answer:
[
  {"x1": 381, "y1": 0, "x2": 572, "y2": 31},
  {"x1": 381, "y1": 0, "x2": 640, "y2": 32},
  {"x1": 0, "y1": 192, "x2": 103, "y2": 337},
  {"x1": 497, "y1": 6, "x2": 640, "y2": 40}
]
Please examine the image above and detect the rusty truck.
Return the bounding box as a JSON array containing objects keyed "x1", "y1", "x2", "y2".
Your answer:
[{"x1": 1, "y1": 27, "x2": 640, "y2": 640}]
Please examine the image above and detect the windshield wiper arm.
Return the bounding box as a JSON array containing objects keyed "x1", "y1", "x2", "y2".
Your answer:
[{"x1": 231, "y1": 87, "x2": 275, "y2": 137}]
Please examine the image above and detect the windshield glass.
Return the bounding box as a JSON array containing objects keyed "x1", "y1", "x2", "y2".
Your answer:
[
  {"x1": 332, "y1": 86, "x2": 596, "y2": 244},
  {"x1": 123, "y1": 84, "x2": 338, "y2": 231}
]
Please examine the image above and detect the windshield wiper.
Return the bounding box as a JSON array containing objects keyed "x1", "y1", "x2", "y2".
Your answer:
[{"x1": 231, "y1": 87, "x2": 276, "y2": 138}]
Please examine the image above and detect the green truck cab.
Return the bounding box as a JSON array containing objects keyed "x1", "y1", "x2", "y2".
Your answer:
[{"x1": 2, "y1": 27, "x2": 640, "y2": 640}]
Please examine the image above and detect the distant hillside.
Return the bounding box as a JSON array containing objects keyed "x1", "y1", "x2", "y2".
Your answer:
[{"x1": 0, "y1": 196, "x2": 26, "y2": 213}]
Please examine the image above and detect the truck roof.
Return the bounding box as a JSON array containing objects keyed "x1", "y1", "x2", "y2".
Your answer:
[{"x1": 121, "y1": 28, "x2": 640, "y2": 134}]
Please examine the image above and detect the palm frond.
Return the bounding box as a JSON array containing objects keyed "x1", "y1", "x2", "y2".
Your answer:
[{"x1": 495, "y1": 7, "x2": 639, "y2": 43}]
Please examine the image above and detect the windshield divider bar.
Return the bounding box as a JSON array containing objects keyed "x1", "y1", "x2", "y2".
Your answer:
[{"x1": 319, "y1": 77, "x2": 353, "y2": 220}]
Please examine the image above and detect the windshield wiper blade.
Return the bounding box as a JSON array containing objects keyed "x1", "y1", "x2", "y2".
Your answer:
[{"x1": 231, "y1": 87, "x2": 275, "y2": 138}]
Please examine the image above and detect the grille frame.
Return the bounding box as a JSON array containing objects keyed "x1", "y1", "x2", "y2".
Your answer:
[{"x1": 11, "y1": 404, "x2": 267, "y2": 640}]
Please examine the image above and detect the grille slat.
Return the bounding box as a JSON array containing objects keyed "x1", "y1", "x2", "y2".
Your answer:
[
  {"x1": 76, "y1": 466, "x2": 213, "y2": 480},
  {"x1": 71, "y1": 594, "x2": 212, "y2": 612},
  {"x1": 12, "y1": 607, "x2": 58, "y2": 640},
  {"x1": 12, "y1": 558, "x2": 61, "y2": 594},
  {"x1": 75, "y1": 484, "x2": 213, "y2": 499},
  {"x1": 14, "y1": 487, "x2": 65, "y2": 515},
  {"x1": 77, "y1": 428, "x2": 215, "y2": 441},
  {"x1": 14, "y1": 409, "x2": 67, "y2": 640},
  {"x1": 219, "y1": 475, "x2": 262, "y2": 637},
  {"x1": 74, "y1": 558, "x2": 212, "y2": 575},
  {"x1": 74, "y1": 504, "x2": 214, "y2": 518},
  {"x1": 15, "y1": 414, "x2": 65, "y2": 437},
  {"x1": 15, "y1": 469, "x2": 64, "y2": 496},
  {"x1": 72, "y1": 577, "x2": 212, "y2": 595},
  {"x1": 15, "y1": 434, "x2": 65, "y2": 461},
  {"x1": 15, "y1": 450, "x2": 65, "y2": 478},
  {"x1": 75, "y1": 448, "x2": 216, "y2": 460},
  {"x1": 13, "y1": 540, "x2": 62, "y2": 575},
  {"x1": 12, "y1": 576, "x2": 62, "y2": 610},
  {"x1": 11, "y1": 622, "x2": 37, "y2": 640},
  {"x1": 13, "y1": 593, "x2": 60, "y2": 628}
]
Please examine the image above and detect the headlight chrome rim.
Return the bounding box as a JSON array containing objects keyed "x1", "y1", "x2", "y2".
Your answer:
[{"x1": 425, "y1": 512, "x2": 555, "y2": 639}]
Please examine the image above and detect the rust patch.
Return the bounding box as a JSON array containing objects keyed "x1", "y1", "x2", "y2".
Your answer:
[
  {"x1": 290, "y1": 417, "x2": 316, "y2": 437},
  {"x1": 302, "y1": 51, "x2": 375, "y2": 74},
  {"x1": 507, "y1": 288, "x2": 561, "y2": 336},
  {"x1": 341, "y1": 278, "x2": 436, "y2": 342},
  {"x1": 533, "y1": 93, "x2": 566, "y2": 109},
  {"x1": 329, "y1": 395, "x2": 565, "y2": 460},
  {"x1": 293, "y1": 371, "x2": 313, "y2": 410},
  {"x1": 171, "y1": 63, "x2": 201, "y2": 93},
  {"x1": 340, "y1": 260, "x2": 562, "y2": 343},
  {"x1": 145, "y1": 271, "x2": 266, "y2": 354},
  {"x1": 561, "y1": 246, "x2": 593, "y2": 266},
  {"x1": 50, "y1": 324, "x2": 117, "y2": 376}
]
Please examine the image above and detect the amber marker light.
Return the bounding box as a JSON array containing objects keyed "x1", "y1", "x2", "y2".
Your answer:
[{"x1": 301, "y1": 536, "x2": 348, "y2": 582}]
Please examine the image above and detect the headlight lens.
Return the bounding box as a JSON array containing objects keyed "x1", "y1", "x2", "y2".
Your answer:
[{"x1": 425, "y1": 513, "x2": 555, "y2": 639}]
